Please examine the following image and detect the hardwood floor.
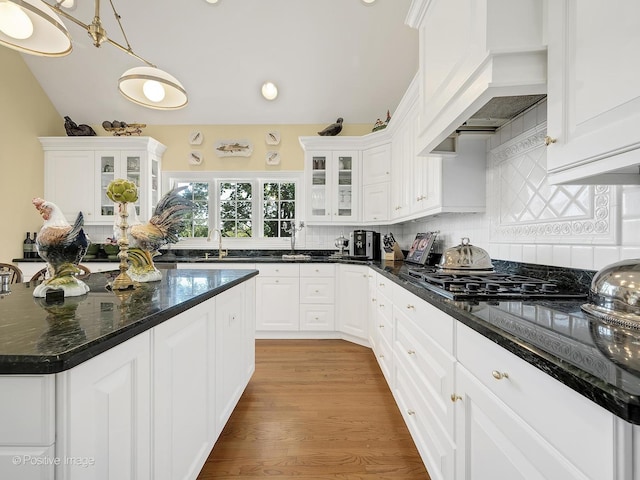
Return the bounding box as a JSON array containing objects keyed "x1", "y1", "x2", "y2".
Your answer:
[{"x1": 198, "y1": 339, "x2": 430, "y2": 479}]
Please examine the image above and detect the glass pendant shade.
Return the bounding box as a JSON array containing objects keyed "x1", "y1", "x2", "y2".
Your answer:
[
  {"x1": 0, "y1": 0, "x2": 71, "y2": 56},
  {"x1": 118, "y1": 66, "x2": 188, "y2": 110}
]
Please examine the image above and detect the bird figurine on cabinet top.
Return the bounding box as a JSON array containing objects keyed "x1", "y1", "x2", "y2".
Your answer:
[
  {"x1": 113, "y1": 187, "x2": 195, "y2": 282},
  {"x1": 32, "y1": 198, "x2": 91, "y2": 298},
  {"x1": 318, "y1": 117, "x2": 343, "y2": 136},
  {"x1": 64, "y1": 116, "x2": 96, "y2": 136}
]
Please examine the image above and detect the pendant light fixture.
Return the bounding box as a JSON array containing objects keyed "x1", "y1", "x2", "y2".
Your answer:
[{"x1": 0, "y1": 0, "x2": 188, "y2": 110}]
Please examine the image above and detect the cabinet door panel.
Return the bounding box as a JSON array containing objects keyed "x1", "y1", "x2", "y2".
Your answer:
[
  {"x1": 362, "y1": 144, "x2": 391, "y2": 185},
  {"x1": 547, "y1": 0, "x2": 640, "y2": 183},
  {"x1": 336, "y1": 265, "x2": 369, "y2": 341},
  {"x1": 44, "y1": 151, "x2": 95, "y2": 222},
  {"x1": 256, "y1": 277, "x2": 299, "y2": 330},
  {"x1": 153, "y1": 301, "x2": 215, "y2": 480},
  {"x1": 362, "y1": 183, "x2": 389, "y2": 222},
  {"x1": 56, "y1": 333, "x2": 150, "y2": 480}
]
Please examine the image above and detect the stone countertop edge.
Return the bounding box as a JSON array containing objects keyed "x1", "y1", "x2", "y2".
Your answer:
[
  {"x1": 0, "y1": 269, "x2": 258, "y2": 376},
  {"x1": 370, "y1": 265, "x2": 640, "y2": 425}
]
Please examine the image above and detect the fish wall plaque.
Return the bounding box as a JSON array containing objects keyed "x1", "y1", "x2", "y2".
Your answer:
[{"x1": 214, "y1": 139, "x2": 254, "y2": 157}]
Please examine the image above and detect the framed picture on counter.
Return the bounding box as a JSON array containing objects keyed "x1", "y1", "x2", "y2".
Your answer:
[{"x1": 405, "y1": 232, "x2": 437, "y2": 265}]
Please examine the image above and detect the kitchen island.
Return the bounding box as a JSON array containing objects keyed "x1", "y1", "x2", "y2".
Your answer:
[{"x1": 0, "y1": 268, "x2": 258, "y2": 480}]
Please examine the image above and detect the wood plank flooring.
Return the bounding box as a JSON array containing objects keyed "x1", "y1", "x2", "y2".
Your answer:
[{"x1": 198, "y1": 339, "x2": 430, "y2": 479}]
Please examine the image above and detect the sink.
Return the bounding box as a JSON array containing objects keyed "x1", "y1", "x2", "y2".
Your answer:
[{"x1": 282, "y1": 254, "x2": 311, "y2": 261}]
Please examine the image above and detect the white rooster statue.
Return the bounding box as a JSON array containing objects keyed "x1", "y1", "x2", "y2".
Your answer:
[
  {"x1": 114, "y1": 187, "x2": 194, "y2": 282},
  {"x1": 32, "y1": 198, "x2": 91, "y2": 298}
]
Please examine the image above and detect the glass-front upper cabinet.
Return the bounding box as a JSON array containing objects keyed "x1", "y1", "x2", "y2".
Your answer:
[
  {"x1": 305, "y1": 150, "x2": 359, "y2": 224},
  {"x1": 41, "y1": 137, "x2": 166, "y2": 225}
]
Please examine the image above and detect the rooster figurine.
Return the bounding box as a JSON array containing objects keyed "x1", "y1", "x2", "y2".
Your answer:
[
  {"x1": 114, "y1": 187, "x2": 194, "y2": 282},
  {"x1": 32, "y1": 198, "x2": 91, "y2": 298}
]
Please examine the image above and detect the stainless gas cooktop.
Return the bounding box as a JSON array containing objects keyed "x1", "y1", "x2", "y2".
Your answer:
[{"x1": 401, "y1": 267, "x2": 588, "y2": 301}]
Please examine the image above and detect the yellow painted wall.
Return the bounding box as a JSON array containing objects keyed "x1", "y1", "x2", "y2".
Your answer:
[
  {"x1": 0, "y1": 46, "x2": 375, "y2": 263},
  {"x1": 0, "y1": 48, "x2": 65, "y2": 264},
  {"x1": 118, "y1": 123, "x2": 372, "y2": 172}
]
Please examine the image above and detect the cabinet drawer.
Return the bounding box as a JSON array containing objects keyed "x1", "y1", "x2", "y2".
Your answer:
[
  {"x1": 375, "y1": 334, "x2": 393, "y2": 385},
  {"x1": 393, "y1": 287, "x2": 454, "y2": 354},
  {"x1": 395, "y1": 309, "x2": 455, "y2": 435},
  {"x1": 0, "y1": 375, "x2": 55, "y2": 445},
  {"x1": 375, "y1": 273, "x2": 394, "y2": 301},
  {"x1": 374, "y1": 292, "x2": 393, "y2": 347},
  {"x1": 300, "y1": 304, "x2": 335, "y2": 331},
  {"x1": 457, "y1": 323, "x2": 616, "y2": 479},
  {"x1": 257, "y1": 263, "x2": 299, "y2": 277},
  {"x1": 300, "y1": 277, "x2": 335, "y2": 304},
  {"x1": 393, "y1": 358, "x2": 454, "y2": 480},
  {"x1": 300, "y1": 264, "x2": 335, "y2": 277}
]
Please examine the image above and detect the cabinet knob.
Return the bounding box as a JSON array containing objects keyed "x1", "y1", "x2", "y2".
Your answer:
[
  {"x1": 315, "y1": 289, "x2": 319, "y2": 293},
  {"x1": 450, "y1": 394, "x2": 462, "y2": 403},
  {"x1": 379, "y1": 304, "x2": 385, "y2": 308},
  {"x1": 379, "y1": 354, "x2": 384, "y2": 359},
  {"x1": 545, "y1": 135, "x2": 557, "y2": 146},
  {"x1": 379, "y1": 282, "x2": 385, "y2": 286},
  {"x1": 372, "y1": 298, "x2": 377, "y2": 302},
  {"x1": 492, "y1": 370, "x2": 509, "y2": 380},
  {"x1": 379, "y1": 324, "x2": 384, "y2": 328},
  {"x1": 407, "y1": 409, "x2": 416, "y2": 416},
  {"x1": 406, "y1": 304, "x2": 415, "y2": 310},
  {"x1": 407, "y1": 350, "x2": 416, "y2": 355}
]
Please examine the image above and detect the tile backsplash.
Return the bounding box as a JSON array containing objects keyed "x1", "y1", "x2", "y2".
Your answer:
[
  {"x1": 83, "y1": 99, "x2": 640, "y2": 271},
  {"x1": 393, "y1": 99, "x2": 640, "y2": 271}
]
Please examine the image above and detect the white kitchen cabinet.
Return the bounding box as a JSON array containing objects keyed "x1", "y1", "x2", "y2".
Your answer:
[
  {"x1": 153, "y1": 301, "x2": 216, "y2": 480},
  {"x1": 215, "y1": 282, "x2": 251, "y2": 434},
  {"x1": 546, "y1": 0, "x2": 640, "y2": 185},
  {"x1": 55, "y1": 332, "x2": 151, "y2": 480},
  {"x1": 255, "y1": 264, "x2": 300, "y2": 331},
  {"x1": 453, "y1": 322, "x2": 622, "y2": 480},
  {"x1": 40, "y1": 137, "x2": 165, "y2": 225},
  {"x1": 362, "y1": 144, "x2": 391, "y2": 185},
  {"x1": 406, "y1": 0, "x2": 546, "y2": 155},
  {"x1": 362, "y1": 183, "x2": 389, "y2": 223},
  {"x1": 392, "y1": 284, "x2": 456, "y2": 480},
  {"x1": 336, "y1": 264, "x2": 370, "y2": 344},
  {"x1": 0, "y1": 375, "x2": 55, "y2": 480},
  {"x1": 299, "y1": 264, "x2": 335, "y2": 331}
]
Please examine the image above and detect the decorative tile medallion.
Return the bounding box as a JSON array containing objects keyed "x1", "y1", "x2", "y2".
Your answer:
[{"x1": 489, "y1": 124, "x2": 619, "y2": 244}]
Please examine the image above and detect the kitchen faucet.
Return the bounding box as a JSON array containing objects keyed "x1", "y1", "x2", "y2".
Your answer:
[
  {"x1": 284, "y1": 221, "x2": 304, "y2": 254},
  {"x1": 206, "y1": 228, "x2": 228, "y2": 259}
]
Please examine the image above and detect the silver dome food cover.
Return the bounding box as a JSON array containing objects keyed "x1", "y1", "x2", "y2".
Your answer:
[
  {"x1": 582, "y1": 258, "x2": 640, "y2": 326},
  {"x1": 437, "y1": 237, "x2": 494, "y2": 274}
]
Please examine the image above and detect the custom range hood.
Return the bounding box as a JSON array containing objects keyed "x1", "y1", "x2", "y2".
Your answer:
[{"x1": 433, "y1": 95, "x2": 547, "y2": 153}]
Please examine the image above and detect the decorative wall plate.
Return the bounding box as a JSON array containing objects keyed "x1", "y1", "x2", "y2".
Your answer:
[
  {"x1": 266, "y1": 151, "x2": 280, "y2": 165},
  {"x1": 265, "y1": 131, "x2": 280, "y2": 145},
  {"x1": 189, "y1": 131, "x2": 203, "y2": 145},
  {"x1": 215, "y1": 139, "x2": 253, "y2": 157},
  {"x1": 189, "y1": 150, "x2": 203, "y2": 165}
]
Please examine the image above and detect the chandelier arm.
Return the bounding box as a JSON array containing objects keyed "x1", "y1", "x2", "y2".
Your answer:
[
  {"x1": 45, "y1": 1, "x2": 157, "y2": 68},
  {"x1": 105, "y1": 37, "x2": 156, "y2": 68}
]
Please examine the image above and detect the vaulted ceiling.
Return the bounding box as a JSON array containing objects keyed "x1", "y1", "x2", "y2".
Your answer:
[{"x1": 20, "y1": 0, "x2": 418, "y2": 126}]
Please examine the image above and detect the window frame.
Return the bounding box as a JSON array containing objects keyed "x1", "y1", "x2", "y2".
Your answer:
[{"x1": 163, "y1": 171, "x2": 304, "y2": 249}]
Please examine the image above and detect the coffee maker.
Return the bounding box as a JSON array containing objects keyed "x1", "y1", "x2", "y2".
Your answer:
[{"x1": 349, "y1": 230, "x2": 381, "y2": 260}]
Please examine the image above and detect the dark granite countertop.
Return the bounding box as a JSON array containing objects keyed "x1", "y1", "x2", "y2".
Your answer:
[
  {"x1": 0, "y1": 269, "x2": 258, "y2": 374},
  {"x1": 369, "y1": 262, "x2": 640, "y2": 425},
  {"x1": 8, "y1": 253, "x2": 640, "y2": 424}
]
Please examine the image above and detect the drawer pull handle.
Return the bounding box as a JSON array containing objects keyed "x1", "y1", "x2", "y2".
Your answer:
[
  {"x1": 407, "y1": 350, "x2": 416, "y2": 355},
  {"x1": 450, "y1": 394, "x2": 462, "y2": 402},
  {"x1": 492, "y1": 370, "x2": 509, "y2": 380},
  {"x1": 407, "y1": 409, "x2": 416, "y2": 416},
  {"x1": 379, "y1": 282, "x2": 385, "y2": 286},
  {"x1": 372, "y1": 298, "x2": 377, "y2": 302},
  {"x1": 545, "y1": 135, "x2": 557, "y2": 146},
  {"x1": 379, "y1": 324, "x2": 384, "y2": 328},
  {"x1": 406, "y1": 304, "x2": 415, "y2": 310},
  {"x1": 379, "y1": 304, "x2": 385, "y2": 308},
  {"x1": 379, "y1": 354, "x2": 384, "y2": 359}
]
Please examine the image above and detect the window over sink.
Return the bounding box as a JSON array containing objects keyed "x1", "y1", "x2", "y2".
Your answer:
[{"x1": 165, "y1": 172, "x2": 303, "y2": 248}]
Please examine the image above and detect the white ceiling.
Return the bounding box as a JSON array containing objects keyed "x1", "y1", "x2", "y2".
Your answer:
[{"x1": 21, "y1": 0, "x2": 418, "y2": 127}]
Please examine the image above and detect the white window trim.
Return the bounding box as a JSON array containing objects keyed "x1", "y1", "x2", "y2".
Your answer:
[{"x1": 163, "y1": 171, "x2": 305, "y2": 250}]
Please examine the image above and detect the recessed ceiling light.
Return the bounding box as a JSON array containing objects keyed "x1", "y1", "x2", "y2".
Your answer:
[
  {"x1": 361, "y1": 0, "x2": 376, "y2": 4},
  {"x1": 205, "y1": 0, "x2": 220, "y2": 4},
  {"x1": 261, "y1": 82, "x2": 278, "y2": 101}
]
